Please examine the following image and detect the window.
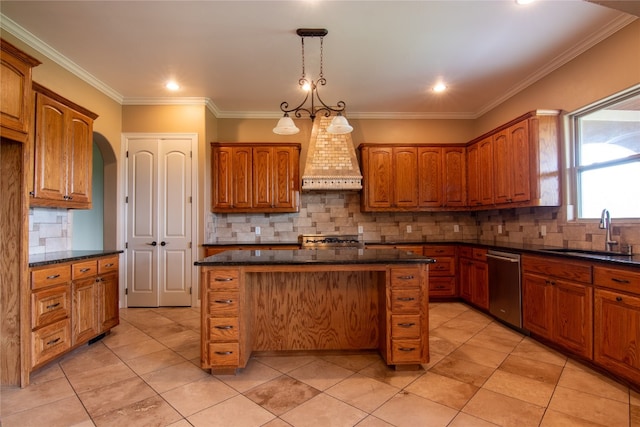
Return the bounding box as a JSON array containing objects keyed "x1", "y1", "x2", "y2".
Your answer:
[{"x1": 572, "y1": 87, "x2": 640, "y2": 219}]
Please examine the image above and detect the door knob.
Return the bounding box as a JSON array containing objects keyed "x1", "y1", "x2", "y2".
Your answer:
[
  {"x1": 147, "y1": 241, "x2": 157, "y2": 246},
  {"x1": 160, "y1": 241, "x2": 167, "y2": 246}
]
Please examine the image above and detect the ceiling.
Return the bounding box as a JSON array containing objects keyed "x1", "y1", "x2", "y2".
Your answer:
[{"x1": 0, "y1": 1, "x2": 637, "y2": 119}]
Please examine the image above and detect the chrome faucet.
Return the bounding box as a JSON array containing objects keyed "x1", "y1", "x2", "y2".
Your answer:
[{"x1": 599, "y1": 209, "x2": 618, "y2": 252}]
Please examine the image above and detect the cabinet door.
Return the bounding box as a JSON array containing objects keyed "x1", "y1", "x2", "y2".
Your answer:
[
  {"x1": 0, "y1": 41, "x2": 37, "y2": 141},
  {"x1": 365, "y1": 147, "x2": 393, "y2": 208},
  {"x1": 98, "y1": 273, "x2": 119, "y2": 332},
  {"x1": 443, "y1": 147, "x2": 466, "y2": 207},
  {"x1": 459, "y1": 258, "x2": 473, "y2": 301},
  {"x1": 232, "y1": 147, "x2": 252, "y2": 210},
  {"x1": 478, "y1": 136, "x2": 494, "y2": 205},
  {"x1": 272, "y1": 146, "x2": 299, "y2": 210},
  {"x1": 212, "y1": 147, "x2": 233, "y2": 210},
  {"x1": 493, "y1": 130, "x2": 510, "y2": 205},
  {"x1": 594, "y1": 289, "x2": 640, "y2": 384},
  {"x1": 522, "y1": 272, "x2": 553, "y2": 339},
  {"x1": 472, "y1": 260, "x2": 489, "y2": 310},
  {"x1": 553, "y1": 279, "x2": 593, "y2": 359},
  {"x1": 33, "y1": 93, "x2": 67, "y2": 202},
  {"x1": 66, "y1": 110, "x2": 93, "y2": 206},
  {"x1": 508, "y1": 120, "x2": 531, "y2": 202},
  {"x1": 418, "y1": 147, "x2": 442, "y2": 207},
  {"x1": 393, "y1": 147, "x2": 418, "y2": 207},
  {"x1": 466, "y1": 144, "x2": 480, "y2": 207},
  {"x1": 252, "y1": 146, "x2": 273, "y2": 209},
  {"x1": 72, "y1": 277, "x2": 99, "y2": 344}
]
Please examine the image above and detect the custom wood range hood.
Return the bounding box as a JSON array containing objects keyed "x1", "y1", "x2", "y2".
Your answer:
[{"x1": 301, "y1": 115, "x2": 363, "y2": 191}]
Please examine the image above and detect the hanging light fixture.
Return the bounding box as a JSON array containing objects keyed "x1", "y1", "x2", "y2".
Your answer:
[{"x1": 273, "y1": 28, "x2": 353, "y2": 135}]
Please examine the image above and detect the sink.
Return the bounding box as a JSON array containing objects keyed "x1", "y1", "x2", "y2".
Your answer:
[{"x1": 544, "y1": 248, "x2": 632, "y2": 257}]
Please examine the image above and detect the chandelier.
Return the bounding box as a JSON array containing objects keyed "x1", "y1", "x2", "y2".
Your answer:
[{"x1": 273, "y1": 28, "x2": 353, "y2": 135}]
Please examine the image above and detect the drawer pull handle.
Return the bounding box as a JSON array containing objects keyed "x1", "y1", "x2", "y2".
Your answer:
[
  {"x1": 611, "y1": 278, "x2": 630, "y2": 284},
  {"x1": 214, "y1": 351, "x2": 233, "y2": 355},
  {"x1": 214, "y1": 277, "x2": 234, "y2": 282},
  {"x1": 398, "y1": 275, "x2": 415, "y2": 280},
  {"x1": 616, "y1": 296, "x2": 623, "y2": 302},
  {"x1": 104, "y1": 263, "x2": 114, "y2": 268},
  {"x1": 46, "y1": 337, "x2": 61, "y2": 346},
  {"x1": 435, "y1": 286, "x2": 445, "y2": 289},
  {"x1": 214, "y1": 325, "x2": 234, "y2": 330},
  {"x1": 79, "y1": 268, "x2": 91, "y2": 273},
  {"x1": 46, "y1": 274, "x2": 61, "y2": 280},
  {"x1": 398, "y1": 347, "x2": 416, "y2": 352},
  {"x1": 46, "y1": 302, "x2": 61, "y2": 310},
  {"x1": 397, "y1": 322, "x2": 416, "y2": 327},
  {"x1": 397, "y1": 297, "x2": 415, "y2": 302},
  {"x1": 214, "y1": 299, "x2": 233, "y2": 304}
]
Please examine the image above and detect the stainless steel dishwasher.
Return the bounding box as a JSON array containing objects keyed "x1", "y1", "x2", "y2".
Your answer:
[{"x1": 486, "y1": 250, "x2": 523, "y2": 329}]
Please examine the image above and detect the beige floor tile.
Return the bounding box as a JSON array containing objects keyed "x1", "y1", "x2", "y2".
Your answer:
[
  {"x1": 455, "y1": 309, "x2": 495, "y2": 324},
  {"x1": 0, "y1": 395, "x2": 91, "y2": 427},
  {"x1": 254, "y1": 354, "x2": 319, "y2": 373},
  {"x1": 429, "y1": 313, "x2": 452, "y2": 329},
  {"x1": 177, "y1": 316, "x2": 201, "y2": 331},
  {"x1": 140, "y1": 360, "x2": 210, "y2": 393},
  {"x1": 144, "y1": 322, "x2": 192, "y2": 339},
  {"x1": 167, "y1": 420, "x2": 196, "y2": 427},
  {"x1": 448, "y1": 342, "x2": 509, "y2": 369},
  {"x1": 28, "y1": 361, "x2": 66, "y2": 385},
  {"x1": 358, "y1": 359, "x2": 425, "y2": 389},
  {"x1": 429, "y1": 302, "x2": 469, "y2": 317},
  {"x1": 404, "y1": 371, "x2": 478, "y2": 410},
  {"x1": 421, "y1": 350, "x2": 447, "y2": 370},
  {"x1": 497, "y1": 354, "x2": 564, "y2": 385},
  {"x1": 448, "y1": 412, "x2": 500, "y2": 427},
  {"x1": 355, "y1": 416, "x2": 395, "y2": 427},
  {"x1": 462, "y1": 388, "x2": 545, "y2": 427},
  {"x1": 429, "y1": 334, "x2": 462, "y2": 355},
  {"x1": 325, "y1": 373, "x2": 399, "y2": 413},
  {"x1": 0, "y1": 377, "x2": 76, "y2": 417},
  {"x1": 77, "y1": 377, "x2": 157, "y2": 418},
  {"x1": 216, "y1": 358, "x2": 282, "y2": 393},
  {"x1": 540, "y1": 409, "x2": 609, "y2": 427},
  {"x1": 632, "y1": 404, "x2": 640, "y2": 427},
  {"x1": 482, "y1": 369, "x2": 555, "y2": 407},
  {"x1": 161, "y1": 376, "x2": 238, "y2": 417},
  {"x1": 244, "y1": 374, "x2": 321, "y2": 416},
  {"x1": 281, "y1": 393, "x2": 368, "y2": 427},
  {"x1": 173, "y1": 339, "x2": 201, "y2": 360},
  {"x1": 430, "y1": 325, "x2": 477, "y2": 344},
  {"x1": 92, "y1": 395, "x2": 182, "y2": 427},
  {"x1": 155, "y1": 329, "x2": 200, "y2": 350},
  {"x1": 58, "y1": 342, "x2": 122, "y2": 376},
  {"x1": 109, "y1": 337, "x2": 167, "y2": 361},
  {"x1": 466, "y1": 327, "x2": 523, "y2": 353},
  {"x1": 287, "y1": 359, "x2": 354, "y2": 391},
  {"x1": 510, "y1": 337, "x2": 567, "y2": 367},
  {"x1": 319, "y1": 352, "x2": 381, "y2": 371},
  {"x1": 101, "y1": 322, "x2": 150, "y2": 349},
  {"x1": 125, "y1": 348, "x2": 186, "y2": 375},
  {"x1": 559, "y1": 360, "x2": 629, "y2": 403},
  {"x1": 632, "y1": 389, "x2": 640, "y2": 405},
  {"x1": 430, "y1": 354, "x2": 495, "y2": 387},
  {"x1": 372, "y1": 392, "x2": 458, "y2": 427},
  {"x1": 547, "y1": 386, "x2": 629, "y2": 426},
  {"x1": 444, "y1": 317, "x2": 491, "y2": 333},
  {"x1": 187, "y1": 394, "x2": 275, "y2": 427},
  {"x1": 262, "y1": 418, "x2": 294, "y2": 427},
  {"x1": 66, "y1": 360, "x2": 136, "y2": 394}
]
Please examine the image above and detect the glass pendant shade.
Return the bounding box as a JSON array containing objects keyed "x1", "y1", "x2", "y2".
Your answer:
[
  {"x1": 326, "y1": 114, "x2": 353, "y2": 134},
  {"x1": 273, "y1": 115, "x2": 300, "y2": 135}
]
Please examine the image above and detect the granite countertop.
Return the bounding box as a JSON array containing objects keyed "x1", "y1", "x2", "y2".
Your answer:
[
  {"x1": 194, "y1": 248, "x2": 436, "y2": 266},
  {"x1": 29, "y1": 250, "x2": 124, "y2": 268}
]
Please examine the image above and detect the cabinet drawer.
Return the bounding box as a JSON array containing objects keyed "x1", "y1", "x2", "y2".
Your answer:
[
  {"x1": 72, "y1": 260, "x2": 97, "y2": 280},
  {"x1": 391, "y1": 339, "x2": 423, "y2": 363},
  {"x1": 207, "y1": 269, "x2": 240, "y2": 290},
  {"x1": 31, "y1": 265, "x2": 71, "y2": 290},
  {"x1": 423, "y1": 246, "x2": 455, "y2": 257},
  {"x1": 391, "y1": 315, "x2": 421, "y2": 339},
  {"x1": 391, "y1": 289, "x2": 422, "y2": 313},
  {"x1": 32, "y1": 318, "x2": 71, "y2": 368},
  {"x1": 429, "y1": 257, "x2": 455, "y2": 276},
  {"x1": 523, "y1": 255, "x2": 592, "y2": 283},
  {"x1": 390, "y1": 268, "x2": 420, "y2": 288},
  {"x1": 594, "y1": 265, "x2": 640, "y2": 294},
  {"x1": 32, "y1": 285, "x2": 70, "y2": 329},
  {"x1": 472, "y1": 248, "x2": 487, "y2": 262},
  {"x1": 208, "y1": 291, "x2": 239, "y2": 316},
  {"x1": 429, "y1": 277, "x2": 457, "y2": 297},
  {"x1": 458, "y1": 246, "x2": 473, "y2": 258},
  {"x1": 208, "y1": 342, "x2": 240, "y2": 366},
  {"x1": 98, "y1": 256, "x2": 119, "y2": 275},
  {"x1": 208, "y1": 317, "x2": 239, "y2": 340}
]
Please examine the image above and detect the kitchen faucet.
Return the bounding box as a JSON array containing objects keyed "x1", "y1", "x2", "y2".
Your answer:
[{"x1": 599, "y1": 209, "x2": 619, "y2": 252}]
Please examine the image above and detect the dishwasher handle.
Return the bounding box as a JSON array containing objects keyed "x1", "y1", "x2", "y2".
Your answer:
[{"x1": 486, "y1": 253, "x2": 520, "y2": 263}]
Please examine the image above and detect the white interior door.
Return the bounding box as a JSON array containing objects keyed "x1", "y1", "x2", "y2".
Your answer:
[{"x1": 126, "y1": 135, "x2": 194, "y2": 307}]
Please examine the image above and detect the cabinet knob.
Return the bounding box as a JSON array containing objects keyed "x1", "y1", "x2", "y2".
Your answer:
[{"x1": 616, "y1": 296, "x2": 623, "y2": 302}]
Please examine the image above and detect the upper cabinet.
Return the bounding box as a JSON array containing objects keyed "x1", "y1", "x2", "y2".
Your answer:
[
  {"x1": 0, "y1": 39, "x2": 41, "y2": 144},
  {"x1": 211, "y1": 142, "x2": 300, "y2": 213},
  {"x1": 30, "y1": 83, "x2": 98, "y2": 209}
]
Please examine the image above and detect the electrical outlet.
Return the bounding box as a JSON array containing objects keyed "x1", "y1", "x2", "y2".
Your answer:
[
  {"x1": 255, "y1": 226, "x2": 261, "y2": 235},
  {"x1": 540, "y1": 225, "x2": 547, "y2": 236},
  {"x1": 406, "y1": 225, "x2": 412, "y2": 233},
  {"x1": 498, "y1": 225, "x2": 503, "y2": 234},
  {"x1": 358, "y1": 225, "x2": 364, "y2": 234},
  {"x1": 454, "y1": 224, "x2": 460, "y2": 233}
]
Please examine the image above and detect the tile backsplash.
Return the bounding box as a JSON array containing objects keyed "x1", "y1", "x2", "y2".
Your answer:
[{"x1": 29, "y1": 207, "x2": 72, "y2": 255}]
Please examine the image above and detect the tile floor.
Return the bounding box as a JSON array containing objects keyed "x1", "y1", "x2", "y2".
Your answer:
[{"x1": 2, "y1": 302, "x2": 639, "y2": 427}]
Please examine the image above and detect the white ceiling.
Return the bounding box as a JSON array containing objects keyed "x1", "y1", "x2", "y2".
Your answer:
[{"x1": 0, "y1": 1, "x2": 636, "y2": 119}]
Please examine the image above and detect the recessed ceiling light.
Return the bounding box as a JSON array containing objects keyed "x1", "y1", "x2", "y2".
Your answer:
[
  {"x1": 165, "y1": 81, "x2": 180, "y2": 91},
  {"x1": 433, "y1": 83, "x2": 447, "y2": 93},
  {"x1": 516, "y1": 0, "x2": 535, "y2": 5}
]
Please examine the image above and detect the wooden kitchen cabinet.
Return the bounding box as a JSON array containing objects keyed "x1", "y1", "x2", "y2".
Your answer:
[
  {"x1": 418, "y1": 146, "x2": 466, "y2": 208},
  {"x1": 493, "y1": 121, "x2": 531, "y2": 204},
  {"x1": 593, "y1": 264, "x2": 640, "y2": 385},
  {"x1": 211, "y1": 142, "x2": 300, "y2": 213},
  {"x1": 458, "y1": 247, "x2": 488, "y2": 310},
  {"x1": 423, "y1": 245, "x2": 457, "y2": 298},
  {"x1": 467, "y1": 136, "x2": 494, "y2": 207},
  {"x1": 522, "y1": 255, "x2": 593, "y2": 359},
  {"x1": 30, "y1": 83, "x2": 98, "y2": 209},
  {"x1": 1, "y1": 39, "x2": 41, "y2": 144}
]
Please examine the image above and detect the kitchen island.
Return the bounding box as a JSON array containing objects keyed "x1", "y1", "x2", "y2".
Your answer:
[{"x1": 195, "y1": 248, "x2": 435, "y2": 374}]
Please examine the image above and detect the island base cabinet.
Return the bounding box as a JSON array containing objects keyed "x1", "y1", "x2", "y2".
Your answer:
[{"x1": 594, "y1": 289, "x2": 640, "y2": 385}]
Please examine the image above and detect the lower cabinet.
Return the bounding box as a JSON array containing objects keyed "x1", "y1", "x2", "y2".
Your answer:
[
  {"x1": 423, "y1": 245, "x2": 456, "y2": 298},
  {"x1": 522, "y1": 255, "x2": 593, "y2": 359},
  {"x1": 30, "y1": 254, "x2": 119, "y2": 370},
  {"x1": 458, "y1": 247, "x2": 488, "y2": 310}
]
